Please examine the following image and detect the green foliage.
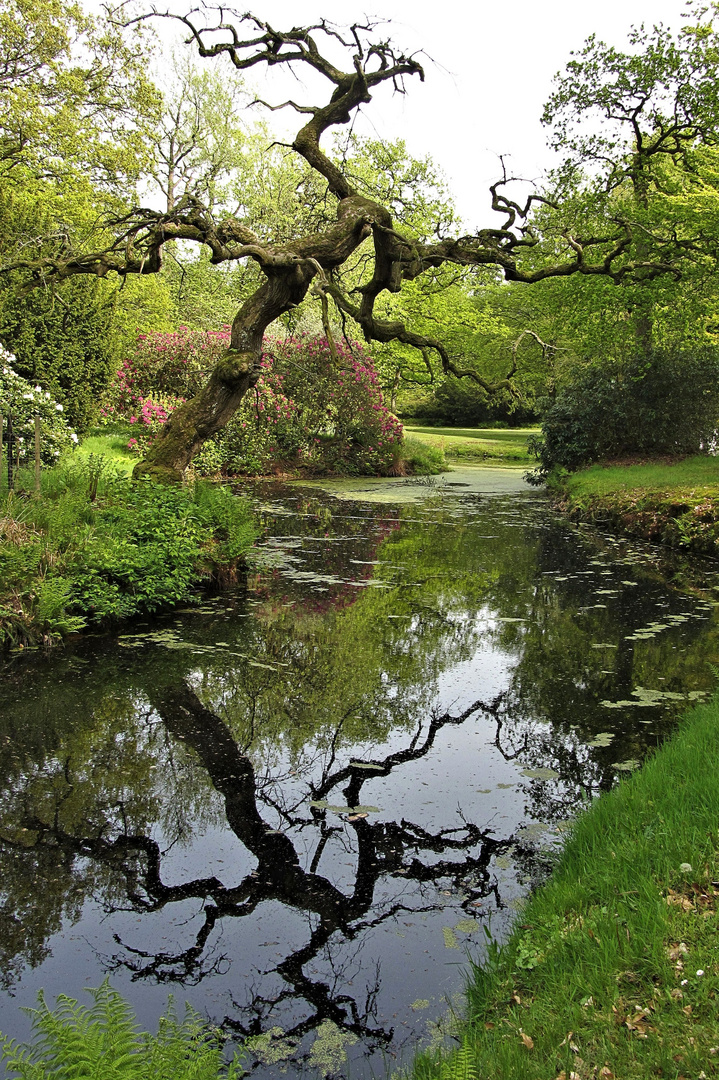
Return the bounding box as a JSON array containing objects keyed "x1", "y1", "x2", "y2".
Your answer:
[
  {"x1": 411, "y1": 375, "x2": 538, "y2": 427},
  {"x1": 0, "y1": 346, "x2": 78, "y2": 464},
  {"x1": 0, "y1": 278, "x2": 123, "y2": 431},
  {"x1": 0, "y1": 980, "x2": 245, "y2": 1078},
  {"x1": 529, "y1": 349, "x2": 719, "y2": 477},
  {"x1": 0, "y1": 0, "x2": 160, "y2": 199},
  {"x1": 0, "y1": 457, "x2": 257, "y2": 646}
]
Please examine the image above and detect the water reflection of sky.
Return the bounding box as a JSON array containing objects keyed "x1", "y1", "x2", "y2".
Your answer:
[{"x1": 1, "y1": 480, "x2": 718, "y2": 1078}]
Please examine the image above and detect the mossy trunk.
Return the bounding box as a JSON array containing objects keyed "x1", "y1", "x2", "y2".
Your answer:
[{"x1": 133, "y1": 266, "x2": 314, "y2": 482}]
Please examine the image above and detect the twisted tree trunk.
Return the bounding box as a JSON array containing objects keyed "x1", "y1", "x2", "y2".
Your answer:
[{"x1": 134, "y1": 265, "x2": 315, "y2": 481}]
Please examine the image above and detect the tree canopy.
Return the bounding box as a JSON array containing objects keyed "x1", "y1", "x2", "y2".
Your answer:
[{"x1": 4, "y1": 3, "x2": 719, "y2": 473}]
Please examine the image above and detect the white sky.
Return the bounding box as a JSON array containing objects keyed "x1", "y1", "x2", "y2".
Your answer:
[{"x1": 140, "y1": 0, "x2": 693, "y2": 226}]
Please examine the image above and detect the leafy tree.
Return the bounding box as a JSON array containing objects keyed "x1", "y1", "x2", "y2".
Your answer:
[
  {"x1": 0, "y1": 0, "x2": 167, "y2": 426},
  {"x1": 7, "y1": 8, "x2": 719, "y2": 478}
]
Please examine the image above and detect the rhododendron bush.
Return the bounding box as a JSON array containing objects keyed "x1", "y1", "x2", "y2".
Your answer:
[
  {"x1": 102, "y1": 330, "x2": 404, "y2": 476},
  {"x1": 0, "y1": 346, "x2": 79, "y2": 466}
]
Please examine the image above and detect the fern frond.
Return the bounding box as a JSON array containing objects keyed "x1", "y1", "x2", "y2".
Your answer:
[{"x1": 440, "y1": 1041, "x2": 477, "y2": 1080}]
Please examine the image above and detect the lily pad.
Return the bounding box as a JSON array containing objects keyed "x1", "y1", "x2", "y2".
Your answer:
[{"x1": 520, "y1": 767, "x2": 560, "y2": 781}]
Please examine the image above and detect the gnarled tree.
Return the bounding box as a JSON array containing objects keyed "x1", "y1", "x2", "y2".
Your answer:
[{"x1": 2, "y1": 8, "x2": 709, "y2": 480}]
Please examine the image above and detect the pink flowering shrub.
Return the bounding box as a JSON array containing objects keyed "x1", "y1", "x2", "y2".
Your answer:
[
  {"x1": 196, "y1": 334, "x2": 403, "y2": 476},
  {"x1": 102, "y1": 329, "x2": 403, "y2": 475},
  {"x1": 100, "y1": 326, "x2": 230, "y2": 451}
]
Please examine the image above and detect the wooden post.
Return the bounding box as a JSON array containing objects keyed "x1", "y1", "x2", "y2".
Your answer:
[
  {"x1": 34, "y1": 414, "x2": 41, "y2": 494},
  {"x1": 6, "y1": 410, "x2": 12, "y2": 491}
]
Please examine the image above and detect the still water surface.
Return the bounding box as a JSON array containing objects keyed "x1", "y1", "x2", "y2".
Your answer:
[{"x1": 1, "y1": 470, "x2": 718, "y2": 1077}]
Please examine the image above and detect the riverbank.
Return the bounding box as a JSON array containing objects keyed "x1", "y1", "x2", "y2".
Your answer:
[
  {"x1": 412, "y1": 692, "x2": 719, "y2": 1079},
  {"x1": 0, "y1": 426, "x2": 447, "y2": 650},
  {"x1": 0, "y1": 460, "x2": 256, "y2": 649},
  {"x1": 553, "y1": 456, "x2": 719, "y2": 557}
]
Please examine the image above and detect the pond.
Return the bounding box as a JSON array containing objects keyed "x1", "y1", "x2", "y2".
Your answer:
[{"x1": 1, "y1": 468, "x2": 718, "y2": 1077}]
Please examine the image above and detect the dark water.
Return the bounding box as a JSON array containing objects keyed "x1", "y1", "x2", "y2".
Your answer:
[{"x1": 1, "y1": 474, "x2": 719, "y2": 1077}]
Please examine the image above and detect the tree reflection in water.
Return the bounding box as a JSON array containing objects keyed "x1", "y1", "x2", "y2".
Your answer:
[
  {"x1": 3, "y1": 682, "x2": 522, "y2": 1065},
  {"x1": 2, "y1": 489, "x2": 718, "y2": 1074}
]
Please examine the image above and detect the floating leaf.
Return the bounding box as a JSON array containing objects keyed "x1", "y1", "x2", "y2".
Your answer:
[
  {"x1": 442, "y1": 927, "x2": 459, "y2": 949},
  {"x1": 410, "y1": 999, "x2": 430, "y2": 1011},
  {"x1": 455, "y1": 918, "x2": 479, "y2": 934},
  {"x1": 588, "y1": 732, "x2": 615, "y2": 747},
  {"x1": 612, "y1": 759, "x2": 641, "y2": 772},
  {"x1": 309, "y1": 801, "x2": 380, "y2": 814},
  {"x1": 520, "y1": 768, "x2": 559, "y2": 781}
]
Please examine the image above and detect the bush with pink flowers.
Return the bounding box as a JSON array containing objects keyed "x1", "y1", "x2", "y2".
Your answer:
[{"x1": 102, "y1": 330, "x2": 406, "y2": 476}]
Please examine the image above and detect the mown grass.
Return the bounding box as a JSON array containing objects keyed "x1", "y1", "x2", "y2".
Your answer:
[
  {"x1": 411, "y1": 695, "x2": 719, "y2": 1079},
  {"x1": 71, "y1": 425, "x2": 137, "y2": 475},
  {"x1": 566, "y1": 455, "x2": 719, "y2": 499},
  {"x1": 404, "y1": 426, "x2": 538, "y2": 466}
]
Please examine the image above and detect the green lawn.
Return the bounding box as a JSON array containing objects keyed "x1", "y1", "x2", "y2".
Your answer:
[
  {"x1": 567, "y1": 455, "x2": 719, "y2": 498},
  {"x1": 404, "y1": 426, "x2": 539, "y2": 466},
  {"x1": 72, "y1": 427, "x2": 137, "y2": 475}
]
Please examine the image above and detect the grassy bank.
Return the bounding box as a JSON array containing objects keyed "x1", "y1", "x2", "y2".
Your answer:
[
  {"x1": 404, "y1": 426, "x2": 538, "y2": 466},
  {"x1": 555, "y1": 455, "x2": 719, "y2": 556},
  {"x1": 0, "y1": 457, "x2": 257, "y2": 649},
  {"x1": 412, "y1": 694, "x2": 719, "y2": 1079}
]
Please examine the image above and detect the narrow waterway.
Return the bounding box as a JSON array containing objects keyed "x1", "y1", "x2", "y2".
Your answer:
[{"x1": 1, "y1": 468, "x2": 718, "y2": 1077}]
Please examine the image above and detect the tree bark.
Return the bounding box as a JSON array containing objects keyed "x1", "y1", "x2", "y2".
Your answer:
[{"x1": 133, "y1": 263, "x2": 315, "y2": 481}]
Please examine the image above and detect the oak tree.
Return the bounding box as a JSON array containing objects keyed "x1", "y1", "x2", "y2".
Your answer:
[{"x1": 6, "y1": 7, "x2": 719, "y2": 479}]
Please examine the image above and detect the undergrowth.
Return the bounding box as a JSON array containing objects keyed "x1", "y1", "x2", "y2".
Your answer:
[
  {"x1": 0, "y1": 980, "x2": 245, "y2": 1078},
  {"x1": 0, "y1": 456, "x2": 257, "y2": 648}
]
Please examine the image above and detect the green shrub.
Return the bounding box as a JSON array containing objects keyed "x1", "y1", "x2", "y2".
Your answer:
[
  {"x1": 0, "y1": 980, "x2": 245, "y2": 1079},
  {"x1": 0, "y1": 348, "x2": 79, "y2": 469},
  {"x1": 0, "y1": 459, "x2": 257, "y2": 645},
  {"x1": 0, "y1": 276, "x2": 121, "y2": 432},
  {"x1": 103, "y1": 330, "x2": 404, "y2": 476},
  {"x1": 529, "y1": 349, "x2": 719, "y2": 480}
]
